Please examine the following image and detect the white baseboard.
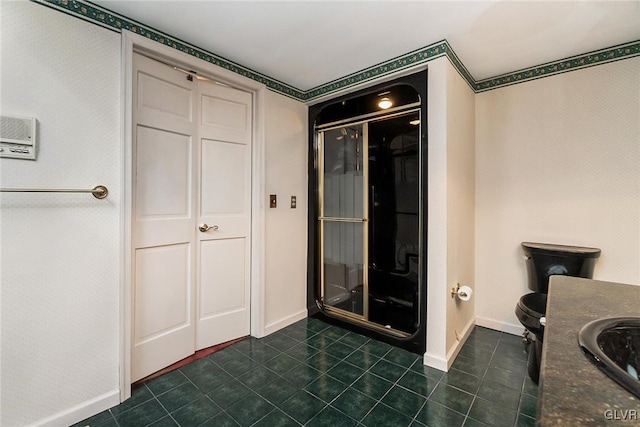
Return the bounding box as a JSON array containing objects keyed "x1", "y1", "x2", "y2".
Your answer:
[
  {"x1": 424, "y1": 316, "x2": 475, "y2": 372},
  {"x1": 30, "y1": 389, "x2": 120, "y2": 427},
  {"x1": 263, "y1": 309, "x2": 308, "y2": 336},
  {"x1": 423, "y1": 351, "x2": 448, "y2": 371},
  {"x1": 475, "y1": 316, "x2": 524, "y2": 336},
  {"x1": 445, "y1": 316, "x2": 476, "y2": 369}
]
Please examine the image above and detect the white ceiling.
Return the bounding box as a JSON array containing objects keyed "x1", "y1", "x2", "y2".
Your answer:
[{"x1": 94, "y1": 0, "x2": 640, "y2": 91}]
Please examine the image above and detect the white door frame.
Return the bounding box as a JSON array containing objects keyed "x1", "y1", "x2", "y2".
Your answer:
[{"x1": 119, "y1": 31, "x2": 266, "y2": 400}]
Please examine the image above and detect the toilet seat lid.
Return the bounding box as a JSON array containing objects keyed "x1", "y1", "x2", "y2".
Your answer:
[{"x1": 517, "y1": 292, "x2": 548, "y2": 318}]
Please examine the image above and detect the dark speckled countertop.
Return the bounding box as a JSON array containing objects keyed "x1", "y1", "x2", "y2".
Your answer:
[{"x1": 538, "y1": 276, "x2": 640, "y2": 426}]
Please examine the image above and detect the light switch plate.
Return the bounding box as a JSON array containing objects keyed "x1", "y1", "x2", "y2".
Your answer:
[{"x1": 291, "y1": 196, "x2": 296, "y2": 208}]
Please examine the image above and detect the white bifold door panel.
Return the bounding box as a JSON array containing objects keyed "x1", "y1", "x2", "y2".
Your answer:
[
  {"x1": 132, "y1": 53, "x2": 252, "y2": 382},
  {"x1": 196, "y1": 81, "x2": 252, "y2": 349}
]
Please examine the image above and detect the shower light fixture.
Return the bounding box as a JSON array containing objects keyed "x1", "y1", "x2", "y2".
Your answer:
[{"x1": 378, "y1": 97, "x2": 393, "y2": 109}]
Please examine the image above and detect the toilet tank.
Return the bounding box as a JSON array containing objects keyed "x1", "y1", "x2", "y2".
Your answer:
[{"x1": 522, "y1": 242, "x2": 601, "y2": 294}]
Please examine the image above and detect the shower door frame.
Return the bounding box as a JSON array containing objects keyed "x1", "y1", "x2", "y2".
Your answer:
[
  {"x1": 307, "y1": 70, "x2": 428, "y2": 353},
  {"x1": 316, "y1": 107, "x2": 422, "y2": 339},
  {"x1": 317, "y1": 122, "x2": 370, "y2": 324}
]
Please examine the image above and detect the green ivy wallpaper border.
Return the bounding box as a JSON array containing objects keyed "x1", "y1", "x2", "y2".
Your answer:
[
  {"x1": 34, "y1": 0, "x2": 307, "y2": 100},
  {"x1": 303, "y1": 41, "x2": 451, "y2": 101},
  {"x1": 474, "y1": 41, "x2": 640, "y2": 92},
  {"x1": 34, "y1": 0, "x2": 640, "y2": 102}
]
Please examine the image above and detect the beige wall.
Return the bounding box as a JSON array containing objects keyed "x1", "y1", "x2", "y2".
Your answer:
[
  {"x1": 475, "y1": 57, "x2": 640, "y2": 333},
  {"x1": 445, "y1": 58, "x2": 476, "y2": 354},
  {"x1": 264, "y1": 91, "x2": 309, "y2": 333},
  {"x1": 426, "y1": 57, "x2": 476, "y2": 370}
]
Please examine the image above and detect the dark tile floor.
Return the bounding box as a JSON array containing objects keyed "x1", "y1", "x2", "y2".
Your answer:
[{"x1": 76, "y1": 318, "x2": 537, "y2": 427}]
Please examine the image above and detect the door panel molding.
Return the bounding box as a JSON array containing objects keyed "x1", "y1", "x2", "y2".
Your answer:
[
  {"x1": 138, "y1": 72, "x2": 193, "y2": 120},
  {"x1": 198, "y1": 238, "x2": 247, "y2": 320},
  {"x1": 134, "y1": 244, "x2": 192, "y2": 345},
  {"x1": 200, "y1": 139, "x2": 249, "y2": 215},
  {"x1": 135, "y1": 126, "x2": 192, "y2": 220}
]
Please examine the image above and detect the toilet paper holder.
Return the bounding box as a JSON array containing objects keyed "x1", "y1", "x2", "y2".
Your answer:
[{"x1": 451, "y1": 283, "x2": 472, "y2": 300}]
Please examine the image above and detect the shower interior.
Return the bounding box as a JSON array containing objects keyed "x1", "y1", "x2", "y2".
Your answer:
[{"x1": 309, "y1": 72, "x2": 427, "y2": 353}]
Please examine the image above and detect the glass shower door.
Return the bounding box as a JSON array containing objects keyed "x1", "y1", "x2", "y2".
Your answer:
[
  {"x1": 318, "y1": 110, "x2": 421, "y2": 335},
  {"x1": 368, "y1": 112, "x2": 420, "y2": 334},
  {"x1": 319, "y1": 124, "x2": 367, "y2": 318}
]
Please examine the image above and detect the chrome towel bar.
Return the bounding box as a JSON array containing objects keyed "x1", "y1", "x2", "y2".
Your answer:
[{"x1": 0, "y1": 185, "x2": 108, "y2": 199}]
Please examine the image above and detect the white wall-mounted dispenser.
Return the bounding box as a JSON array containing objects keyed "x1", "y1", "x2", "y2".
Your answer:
[{"x1": 1, "y1": 115, "x2": 37, "y2": 160}]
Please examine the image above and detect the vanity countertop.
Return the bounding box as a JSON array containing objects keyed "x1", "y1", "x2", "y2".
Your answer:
[{"x1": 538, "y1": 276, "x2": 640, "y2": 425}]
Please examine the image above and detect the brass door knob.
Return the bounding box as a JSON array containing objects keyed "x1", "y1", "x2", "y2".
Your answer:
[{"x1": 199, "y1": 224, "x2": 219, "y2": 232}]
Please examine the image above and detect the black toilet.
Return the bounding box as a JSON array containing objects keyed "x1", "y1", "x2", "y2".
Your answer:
[{"x1": 515, "y1": 242, "x2": 601, "y2": 383}]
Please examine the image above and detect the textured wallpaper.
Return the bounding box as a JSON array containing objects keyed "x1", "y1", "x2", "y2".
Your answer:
[
  {"x1": 475, "y1": 57, "x2": 640, "y2": 332},
  {"x1": 0, "y1": 1, "x2": 121, "y2": 425}
]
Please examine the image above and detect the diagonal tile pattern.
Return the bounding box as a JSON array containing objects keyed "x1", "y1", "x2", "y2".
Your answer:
[{"x1": 75, "y1": 319, "x2": 537, "y2": 427}]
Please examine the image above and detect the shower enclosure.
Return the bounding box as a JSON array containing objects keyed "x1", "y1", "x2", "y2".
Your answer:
[{"x1": 307, "y1": 71, "x2": 427, "y2": 353}]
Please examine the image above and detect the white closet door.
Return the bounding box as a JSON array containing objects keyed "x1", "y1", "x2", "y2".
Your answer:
[
  {"x1": 131, "y1": 53, "x2": 197, "y2": 382},
  {"x1": 196, "y1": 81, "x2": 252, "y2": 349}
]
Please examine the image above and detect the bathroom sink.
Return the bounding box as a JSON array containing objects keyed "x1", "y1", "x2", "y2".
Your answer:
[{"x1": 578, "y1": 317, "x2": 640, "y2": 398}]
